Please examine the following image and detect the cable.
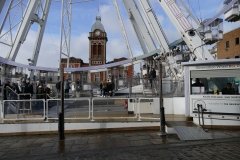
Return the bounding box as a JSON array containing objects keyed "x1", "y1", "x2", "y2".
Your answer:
[
  {"x1": 187, "y1": 0, "x2": 201, "y2": 23},
  {"x1": 46, "y1": 26, "x2": 59, "y2": 55},
  {"x1": 197, "y1": 0, "x2": 202, "y2": 23}
]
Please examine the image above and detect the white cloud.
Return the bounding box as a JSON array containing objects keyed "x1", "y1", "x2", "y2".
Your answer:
[
  {"x1": 71, "y1": 33, "x2": 89, "y2": 62},
  {"x1": 106, "y1": 38, "x2": 129, "y2": 62}
]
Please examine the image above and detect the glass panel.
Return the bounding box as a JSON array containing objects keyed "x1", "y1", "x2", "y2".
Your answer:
[{"x1": 191, "y1": 70, "x2": 240, "y2": 95}]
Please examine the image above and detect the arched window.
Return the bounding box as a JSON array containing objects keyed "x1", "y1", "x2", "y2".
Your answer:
[
  {"x1": 98, "y1": 43, "x2": 102, "y2": 57},
  {"x1": 93, "y1": 43, "x2": 97, "y2": 58}
]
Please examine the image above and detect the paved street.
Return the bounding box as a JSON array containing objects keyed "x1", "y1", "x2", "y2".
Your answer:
[{"x1": 0, "y1": 129, "x2": 240, "y2": 159}]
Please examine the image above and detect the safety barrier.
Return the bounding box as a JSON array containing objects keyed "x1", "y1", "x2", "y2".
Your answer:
[
  {"x1": 137, "y1": 97, "x2": 160, "y2": 121},
  {"x1": 46, "y1": 98, "x2": 91, "y2": 121},
  {"x1": 91, "y1": 97, "x2": 137, "y2": 121},
  {"x1": 0, "y1": 96, "x2": 161, "y2": 123},
  {"x1": 2, "y1": 99, "x2": 45, "y2": 122}
]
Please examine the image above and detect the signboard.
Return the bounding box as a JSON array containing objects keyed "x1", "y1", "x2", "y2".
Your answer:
[
  {"x1": 190, "y1": 64, "x2": 240, "y2": 70},
  {"x1": 190, "y1": 95, "x2": 240, "y2": 115}
]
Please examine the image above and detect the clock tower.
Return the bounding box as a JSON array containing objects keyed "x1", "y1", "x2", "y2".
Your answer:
[{"x1": 88, "y1": 15, "x2": 108, "y2": 82}]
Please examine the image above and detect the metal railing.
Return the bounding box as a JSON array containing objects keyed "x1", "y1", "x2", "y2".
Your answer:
[
  {"x1": 0, "y1": 77, "x2": 184, "y2": 123},
  {"x1": 1, "y1": 96, "x2": 162, "y2": 122},
  {"x1": 2, "y1": 99, "x2": 45, "y2": 122},
  {"x1": 46, "y1": 98, "x2": 91, "y2": 121},
  {"x1": 91, "y1": 97, "x2": 138, "y2": 121}
]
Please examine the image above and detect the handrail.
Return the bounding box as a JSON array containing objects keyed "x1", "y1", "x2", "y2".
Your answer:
[
  {"x1": 5, "y1": 86, "x2": 32, "y2": 100},
  {"x1": 6, "y1": 86, "x2": 19, "y2": 99},
  {"x1": 47, "y1": 94, "x2": 58, "y2": 99}
]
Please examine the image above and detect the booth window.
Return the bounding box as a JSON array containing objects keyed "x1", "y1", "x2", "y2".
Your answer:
[
  {"x1": 226, "y1": 41, "x2": 230, "y2": 48},
  {"x1": 236, "y1": 37, "x2": 239, "y2": 45},
  {"x1": 190, "y1": 69, "x2": 240, "y2": 95}
]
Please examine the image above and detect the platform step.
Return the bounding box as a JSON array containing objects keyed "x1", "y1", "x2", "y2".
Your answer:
[
  {"x1": 174, "y1": 126, "x2": 213, "y2": 141},
  {"x1": 165, "y1": 121, "x2": 213, "y2": 141}
]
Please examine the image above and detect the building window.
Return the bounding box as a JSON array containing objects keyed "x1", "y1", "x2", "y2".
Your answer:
[
  {"x1": 236, "y1": 37, "x2": 239, "y2": 45},
  {"x1": 83, "y1": 74, "x2": 86, "y2": 82},
  {"x1": 98, "y1": 44, "x2": 102, "y2": 56},
  {"x1": 94, "y1": 73, "x2": 100, "y2": 82},
  {"x1": 93, "y1": 43, "x2": 97, "y2": 56},
  {"x1": 226, "y1": 41, "x2": 229, "y2": 48},
  {"x1": 235, "y1": 55, "x2": 239, "y2": 58}
]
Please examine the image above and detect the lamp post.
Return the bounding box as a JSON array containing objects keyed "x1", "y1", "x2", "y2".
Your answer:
[
  {"x1": 59, "y1": 67, "x2": 65, "y2": 140},
  {"x1": 153, "y1": 53, "x2": 166, "y2": 136},
  {"x1": 157, "y1": 60, "x2": 166, "y2": 136}
]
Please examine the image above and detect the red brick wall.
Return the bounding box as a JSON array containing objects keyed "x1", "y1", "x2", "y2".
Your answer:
[{"x1": 217, "y1": 28, "x2": 240, "y2": 59}]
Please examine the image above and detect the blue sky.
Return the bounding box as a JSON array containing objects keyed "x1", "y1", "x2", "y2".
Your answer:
[{"x1": 0, "y1": 0, "x2": 240, "y2": 70}]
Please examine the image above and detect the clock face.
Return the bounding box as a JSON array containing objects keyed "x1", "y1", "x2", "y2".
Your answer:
[{"x1": 95, "y1": 31, "x2": 100, "y2": 36}]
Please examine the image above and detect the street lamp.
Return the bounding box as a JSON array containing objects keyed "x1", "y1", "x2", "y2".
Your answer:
[{"x1": 153, "y1": 53, "x2": 166, "y2": 136}]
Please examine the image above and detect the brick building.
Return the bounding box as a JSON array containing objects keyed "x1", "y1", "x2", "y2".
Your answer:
[
  {"x1": 106, "y1": 57, "x2": 133, "y2": 81},
  {"x1": 61, "y1": 57, "x2": 89, "y2": 82},
  {"x1": 217, "y1": 27, "x2": 240, "y2": 59},
  {"x1": 61, "y1": 15, "x2": 133, "y2": 83}
]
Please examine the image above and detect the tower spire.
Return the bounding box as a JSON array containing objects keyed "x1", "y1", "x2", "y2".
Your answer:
[{"x1": 96, "y1": 0, "x2": 101, "y2": 21}]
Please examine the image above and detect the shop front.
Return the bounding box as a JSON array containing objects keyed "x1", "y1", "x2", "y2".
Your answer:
[{"x1": 182, "y1": 59, "x2": 240, "y2": 127}]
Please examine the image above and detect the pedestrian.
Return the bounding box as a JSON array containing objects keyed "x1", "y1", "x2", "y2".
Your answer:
[
  {"x1": 100, "y1": 80, "x2": 107, "y2": 97},
  {"x1": 9, "y1": 82, "x2": 18, "y2": 100},
  {"x1": 149, "y1": 68, "x2": 156, "y2": 89},
  {"x1": 222, "y1": 83, "x2": 234, "y2": 95},
  {"x1": 37, "y1": 83, "x2": 44, "y2": 110},
  {"x1": 99, "y1": 81, "x2": 103, "y2": 97},
  {"x1": 143, "y1": 74, "x2": 148, "y2": 89},
  {"x1": 3, "y1": 81, "x2": 10, "y2": 100},
  {"x1": 71, "y1": 82, "x2": 76, "y2": 97},
  {"x1": 28, "y1": 82, "x2": 34, "y2": 95},
  {"x1": 56, "y1": 80, "x2": 61, "y2": 94},
  {"x1": 64, "y1": 79, "x2": 71, "y2": 98},
  {"x1": 17, "y1": 77, "x2": 23, "y2": 93}
]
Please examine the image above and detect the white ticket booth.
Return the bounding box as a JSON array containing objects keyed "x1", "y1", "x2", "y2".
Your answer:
[{"x1": 182, "y1": 59, "x2": 240, "y2": 127}]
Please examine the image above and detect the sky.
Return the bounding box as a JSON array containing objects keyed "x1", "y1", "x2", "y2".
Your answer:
[{"x1": 0, "y1": 0, "x2": 240, "y2": 72}]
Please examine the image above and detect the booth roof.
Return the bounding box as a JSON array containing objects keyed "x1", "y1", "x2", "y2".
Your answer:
[{"x1": 181, "y1": 58, "x2": 240, "y2": 66}]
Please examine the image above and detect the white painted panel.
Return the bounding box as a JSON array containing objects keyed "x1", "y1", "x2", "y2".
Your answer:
[
  {"x1": 152, "y1": 99, "x2": 160, "y2": 114},
  {"x1": 0, "y1": 122, "x2": 160, "y2": 134},
  {"x1": 138, "y1": 102, "x2": 153, "y2": 113},
  {"x1": 193, "y1": 117, "x2": 240, "y2": 126},
  {"x1": 173, "y1": 97, "x2": 185, "y2": 115},
  {"x1": 163, "y1": 98, "x2": 173, "y2": 114}
]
